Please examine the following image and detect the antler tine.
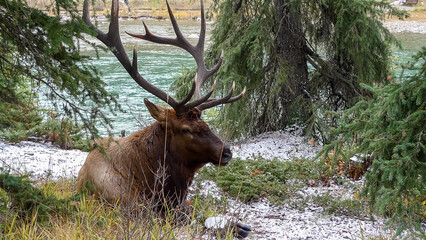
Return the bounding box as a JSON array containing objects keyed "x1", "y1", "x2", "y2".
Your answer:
[
  {"x1": 194, "y1": 50, "x2": 224, "y2": 100},
  {"x1": 82, "y1": 0, "x2": 93, "y2": 27},
  {"x1": 175, "y1": 78, "x2": 197, "y2": 106},
  {"x1": 166, "y1": 0, "x2": 192, "y2": 50},
  {"x1": 197, "y1": 85, "x2": 247, "y2": 111},
  {"x1": 83, "y1": 0, "x2": 107, "y2": 45},
  {"x1": 83, "y1": 0, "x2": 179, "y2": 108},
  {"x1": 83, "y1": 0, "x2": 131, "y2": 73},
  {"x1": 126, "y1": 1, "x2": 194, "y2": 56},
  {"x1": 186, "y1": 80, "x2": 216, "y2": 109},
  {"x1": 206, "y1": 50, "x2": 224, "y2": 78},
  {"x1": 196, "y1": 0, "x2": 206, "y2": 51}
]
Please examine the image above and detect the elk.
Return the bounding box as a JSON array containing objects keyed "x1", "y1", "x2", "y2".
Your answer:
[{"x1": 77, "y1": 0, "x2": 245, "y2": 216}]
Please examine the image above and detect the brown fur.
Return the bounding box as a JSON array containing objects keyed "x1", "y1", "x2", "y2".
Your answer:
[{"x1": 77, "y1": 100, "x2": 231, "y2": 209}]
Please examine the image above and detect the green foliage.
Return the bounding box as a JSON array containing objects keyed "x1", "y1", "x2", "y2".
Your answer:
[
  {"x1": 319, "y1": 48, "x2": 426, "y2": 237},
  {"x1": 173, "y1": 0, "x2": 405, "y2": 140},
  {"x1": 297, "y1": 0, "x2": 406, "y2": 141},
  {"x1": 0, "y1": 0, "x2": 120, "y2": 140},
  {"x1": 199, "y1": 156, "x2": 326, "y2": 203},
  {"x1": 0, "y1": 170, "x2": 77, "y2": 222},
  {"x1": 173, "y1": 0, "x2": 277, "y2": 139},
  {"x1": 299, "y1": 0, "x2": 404, "y2": 84},
  {"x1": 0, "y1": 102, "x2": 43, "y2": 141},
  {"x1": 309, "y1": 193, "x2": 366, "y2": 217},
  {"x1": 0, "y1": 35, "x2": 43, "y2": 137},
  {"x1": 1, "y1": 114, "x2": 89, "y2": 149}
]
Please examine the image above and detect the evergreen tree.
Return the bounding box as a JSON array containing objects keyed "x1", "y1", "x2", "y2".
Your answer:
[
  {"x1": 320, "y1": 48, "x2": 426, "y2": 237},
  {"x1": 0, "y1": 0, "x2": 119, "y2": 140},
  {"x1": 173, "y1": 0, "x2": 406, "y2": 140}
]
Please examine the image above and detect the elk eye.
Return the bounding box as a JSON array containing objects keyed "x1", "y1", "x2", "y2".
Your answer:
[{"x1": 182, "y1": 128, "x2": 192, "y2": 135}]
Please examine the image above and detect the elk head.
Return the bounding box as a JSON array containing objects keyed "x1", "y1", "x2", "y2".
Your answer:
[{"x1": 143, "y1": 99, "x2": 233, "y2": 170}]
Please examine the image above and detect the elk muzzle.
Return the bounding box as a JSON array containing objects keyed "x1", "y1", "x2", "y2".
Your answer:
[{"x1": 218, "y1": 145, "x2": 232, "y2": 166}]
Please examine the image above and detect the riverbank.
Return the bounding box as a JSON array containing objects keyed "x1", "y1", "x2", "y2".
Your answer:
[
  {"x1": 384, "y1": 19, "x2": 426, "y2": 33},
  {"x1": 93, "y1": 9, "x2": 426, "y2": 34}
]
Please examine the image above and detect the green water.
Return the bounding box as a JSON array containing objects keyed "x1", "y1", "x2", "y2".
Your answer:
[
  {"x1": 82, "y1": 22, "x2": 426, "y2": 135},
  {"x1": 393, "y1": 33, "x2": 426, "y2": 66},
  {"x1": 84, "y1": 20, "x2": 202, "y2": 134}
]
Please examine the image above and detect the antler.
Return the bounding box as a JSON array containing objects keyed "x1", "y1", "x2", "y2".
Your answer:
[{"x1": 83, "y1": 0, "x2": 245, "y2": 114}]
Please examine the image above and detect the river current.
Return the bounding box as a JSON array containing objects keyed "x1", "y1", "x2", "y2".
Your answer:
[{"x1": 58, "y1": 20, "x2": 426, "y2": 135}]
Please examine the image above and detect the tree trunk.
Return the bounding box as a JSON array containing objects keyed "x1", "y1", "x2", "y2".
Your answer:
[{"x1": 274, "y1": 0, "x2": 310, "y2": 123}]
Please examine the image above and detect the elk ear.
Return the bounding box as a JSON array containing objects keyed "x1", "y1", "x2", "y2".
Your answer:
[{"x1": 144, "y1": 98, "x2": 167, "y2": 124}]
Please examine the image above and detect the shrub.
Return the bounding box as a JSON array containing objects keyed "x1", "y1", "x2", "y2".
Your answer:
[
  {"x1": 199, "y1": 156, "x2": 326, "y2": 203},
  {"x1": 319, "y1": 48, "x2": 426, "y2": 237},
  {"x1": 0, "y1": 169, "x2": 77, "y2": 222}
]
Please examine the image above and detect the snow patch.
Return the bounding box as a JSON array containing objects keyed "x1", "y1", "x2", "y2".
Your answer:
[
  {"x1": 0, "y1": 141, "x2": 87, "y2": 179},
  {"x1": 231, "y1": 126, "x2": 320, "y2": 161}
]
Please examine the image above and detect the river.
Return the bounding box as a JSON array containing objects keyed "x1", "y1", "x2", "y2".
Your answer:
[{"x1": 77, "y1": 20, "x2": 426, "y2": 135}]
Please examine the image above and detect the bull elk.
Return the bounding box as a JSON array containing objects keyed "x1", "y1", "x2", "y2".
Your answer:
[{"x1": 77, "y1": 0, "x2": 248, "y2": 234}]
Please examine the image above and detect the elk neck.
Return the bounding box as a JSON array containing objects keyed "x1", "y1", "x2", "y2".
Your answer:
[{"x1": 129, "y1": 121, "x2": 202, "y2": 205}]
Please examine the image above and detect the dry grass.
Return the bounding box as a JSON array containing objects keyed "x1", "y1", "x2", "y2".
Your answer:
[
  {"x1": 0, "y1": 178, "x2": 234, "y2": 240},
  {"x1": 386, "y1": 11, "x2": 426, "y2": 21}
]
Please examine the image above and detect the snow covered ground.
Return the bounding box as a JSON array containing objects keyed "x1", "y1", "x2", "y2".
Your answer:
[
  {"x1": 0, "y1": 140, "x2": 87, "y2": 179},
  {"x1": 1, "y1": 127, "x2": 412, "y2": 239},
  {"x1": 231, "y1": 126, "x2": 320, "y2": 161},
  {"x1": 195, "y1": 179, "x2": 394, "y2": 240}
]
